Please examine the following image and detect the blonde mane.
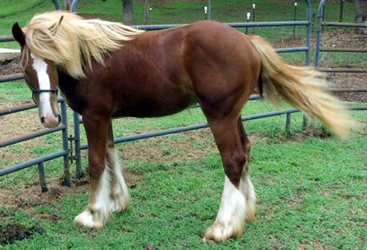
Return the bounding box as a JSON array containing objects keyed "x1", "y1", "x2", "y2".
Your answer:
[{"x1": 23, "y1": 11, "x2": 144, "y2": 78}]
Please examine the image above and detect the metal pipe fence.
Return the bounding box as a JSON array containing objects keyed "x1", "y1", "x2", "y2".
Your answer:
[
  {"x1": 315, "y1": 0, "x2": 367, "y2": 72},
  {"x1": 0, "y1": 99, "x2": 71, "y2": 190}
]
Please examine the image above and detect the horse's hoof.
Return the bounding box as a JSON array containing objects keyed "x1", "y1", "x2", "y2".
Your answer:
[
  {"x1": 203, "y1": 221, "x2": 244, "y2": 242},
  {"x1": 74, "y1": 210, "x2": 95, "y2": 228},
  {"x1": 74, "y1": 209, "x2": 106, "y2": 229}
]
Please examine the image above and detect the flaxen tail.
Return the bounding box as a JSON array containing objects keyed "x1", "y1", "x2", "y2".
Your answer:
[{"x1": 249, "y1": 36, "x2": 355, "y2": 138}]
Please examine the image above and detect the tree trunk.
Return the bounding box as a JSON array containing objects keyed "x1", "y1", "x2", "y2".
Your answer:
[
  {"x1": 123, "y1": 0, "x2": 133, "y2": 25},
  {"x1": 355, "y1": 0, "x2": 367, "y2": 34},
  {"x1": 143, "y1": 0, "x2": 150, "y2": 25},
  {"x1": 64, "y1": 0, "x2": 73, "y2": 10}
]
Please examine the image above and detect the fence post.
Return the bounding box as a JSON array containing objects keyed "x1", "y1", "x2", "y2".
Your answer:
[
  {"x1": 339, "y1": 0, "x2": 344, "y2": 22},
  {"x1": 246, "y1": 12, "x2": 250, "y2": 34},
  {"x1": 71, "y1": 0, "x2": 81, "y2": 13},
  {"x1": 38, "y1": 162, "x2": 48, "y2": 192},
  {"x1": 293, "y1": 2, "x2": 298, "y2": 39},
  {"x1": 208, "y1": 0, "x2": 211, "y2": 20},
  {"x1": 252, "y1": 4, "x2": 256, "y2": 34},
  {"x1": 303, "y1": 115, "x2": 308, "y2": 130},
  {"x1": 143, "y1": 0, "x2": 150, "y2": 25},
  {"x1": 61, "y1": 100, "x2": 71, "y2": 186},
  {"x1": 51, "y1": 0, "x2": 61, "y2": 10},
  {"x1": 73, "y1": 112, "x2": 84, "y2": 179},
  {"x1": 285, "y1": 113, "x2": 291, "y2": 132}
]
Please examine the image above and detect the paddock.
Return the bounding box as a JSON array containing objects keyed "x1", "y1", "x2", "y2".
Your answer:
[{"x1": 0, "y1": 0, "x2": 366, "y2": 248}]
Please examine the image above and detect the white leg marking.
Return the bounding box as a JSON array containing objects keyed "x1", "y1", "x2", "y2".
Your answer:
[
  {"x1": 30, "y1": 53, "x2": 58, "y2": 127},
  {"x1": 107, "y1": 148, "x2": 130, "y2": 212},
  {"x1": 73, "y1": 210, "x2": 94, "y2": 228},
  {"x1": 204, "y1": 175, "x2": 256, "y2": 241},
  {"x1": 241, "y1": 175, "x2": 256, "y2": 223},
  {"x1": 74, "y1": 165, "x2": 111, "y2": 229}
]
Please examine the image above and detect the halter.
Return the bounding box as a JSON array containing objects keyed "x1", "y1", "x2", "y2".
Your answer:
[{"x1": 28, "y1": 84, "x2": 59, "y2": 104}]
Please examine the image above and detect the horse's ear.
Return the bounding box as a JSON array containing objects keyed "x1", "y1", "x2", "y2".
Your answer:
[
  {"x1": 58, "y1": 15, "x2": 64, "y2": 26},
  {"x1": 12, "y1": 22, "x2": 25, "y2": 46},
  {"x1": 49, "y1": 16, "x2": 64, "y2": 34}
]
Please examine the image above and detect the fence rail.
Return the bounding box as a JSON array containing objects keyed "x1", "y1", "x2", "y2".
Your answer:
[
  {"x1": 315, "y1": 0, "x2": 367, "y2": 72},
  {"x1": 0, "y1": 99, "x2": 71, "y2": 188}
]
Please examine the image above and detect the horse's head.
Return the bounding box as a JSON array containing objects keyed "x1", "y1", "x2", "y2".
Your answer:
[{"x1": 12, "y1": 22, "x2": 61, "y2": 128}]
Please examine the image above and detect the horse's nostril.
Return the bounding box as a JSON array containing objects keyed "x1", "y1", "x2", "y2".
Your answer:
[{"x1": 40, "y1": 116, "x2": 45, "y2": 123}]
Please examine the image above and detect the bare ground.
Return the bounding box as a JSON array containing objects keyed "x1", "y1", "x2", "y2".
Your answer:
[{"x1": 0, "y1": 170, "x2": 139, "y2": 217}]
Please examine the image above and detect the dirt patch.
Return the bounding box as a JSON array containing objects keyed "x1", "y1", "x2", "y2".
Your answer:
[
  {"x1": 292, "y1": 127, "x2": 332, "y2": 141},
  {"x1": 0, "y1": 178, "x2": 86, "y2": 211},
  {"x1": 120, "y1": 129, "x2": 217, "y2": 162},
  {"x1": 0, "y1": 57, "x2": 22, "y2": 76},
  {"x1": 0, "y1": 224, "x2": 44, "y2": 245},
  {"x1": 0, "y1": 169, "x2": 139, "y2": 214},
  {"x1": 0, "y1": 103, "x2": 43, "y2": 141},
  {"x1": 283, "y1": 197, "x2": 300, "y2": 207},
  {"x1": 328, "y1": 73, "x2": 367, "y2": 103},
  {"x1": 320, "y1": 27, "x2": 367, "y2": 49},
  {"x1": 250, "y1": 127, "x2": 332, "y2": 145},
  {"x1": 0, "y1": 100, "x2": 45, "y2": 165},
  {"x1": 274, "y1": 27, "x2": 366, "y2": 50}
]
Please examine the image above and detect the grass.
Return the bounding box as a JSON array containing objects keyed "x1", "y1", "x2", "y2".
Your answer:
[{"x1": 1, "y1": 117, "x2": 366, "y2": 249}]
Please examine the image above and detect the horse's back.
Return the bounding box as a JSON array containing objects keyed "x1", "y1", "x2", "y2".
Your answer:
[{"x1": 93, "y1": 21, "x2": 261, "y2": 118}]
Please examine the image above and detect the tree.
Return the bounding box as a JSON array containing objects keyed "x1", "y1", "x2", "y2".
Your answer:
[
  {"x1": 123, "y1": 0, "x2": 133, "y2": 25},
  {"x1": 355, "y1": 0, "x2": 367, "y2": 34},
  {"x1": 355, "y1": 0, "x2": 366, "y2": 23}
]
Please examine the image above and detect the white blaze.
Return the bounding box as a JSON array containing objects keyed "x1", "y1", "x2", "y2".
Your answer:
[{"x1": 30, "y1": 53, "x2": 54, "y2": 119}]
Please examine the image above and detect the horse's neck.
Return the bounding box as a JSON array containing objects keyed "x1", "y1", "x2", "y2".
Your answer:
[
  {"x1": 58, "y1": 70, "x2": 82, "y2": 113},
  {"x1": 58, "y1": 70, "x2": 77, "y2": 89}
]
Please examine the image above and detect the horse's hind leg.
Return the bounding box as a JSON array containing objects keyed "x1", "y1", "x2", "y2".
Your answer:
[
  {"x1": 203, "y1": 116, "x2": 256, "y2": 242},
  {"x1": 106, "y1": 121, "x2": 130, "y2": 213},
  {"x1": 237, "y1": 118, "x2": 256, "y2": 223}
]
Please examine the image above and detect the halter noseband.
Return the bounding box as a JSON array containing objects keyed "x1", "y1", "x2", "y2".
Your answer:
[{"x1": 29, "y1": 85, "x2": 59, "y2": 104}]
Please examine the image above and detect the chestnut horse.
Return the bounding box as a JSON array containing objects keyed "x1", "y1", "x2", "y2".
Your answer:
[{"x1": 12, "y1": 11, "x2": 353, "y2": 241}]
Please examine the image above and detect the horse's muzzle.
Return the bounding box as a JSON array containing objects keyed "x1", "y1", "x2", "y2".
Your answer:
[{"x1": 41, "y1": 114, "x2": 61, "y2": 128}]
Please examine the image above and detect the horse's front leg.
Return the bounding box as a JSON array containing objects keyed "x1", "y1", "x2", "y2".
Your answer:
[
  {"x1": 106, "y1": 121, "x2": 130, "y2": 213},
  {"x1": 74, "y1": 114, "x2": 111, "y2": 229}
]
